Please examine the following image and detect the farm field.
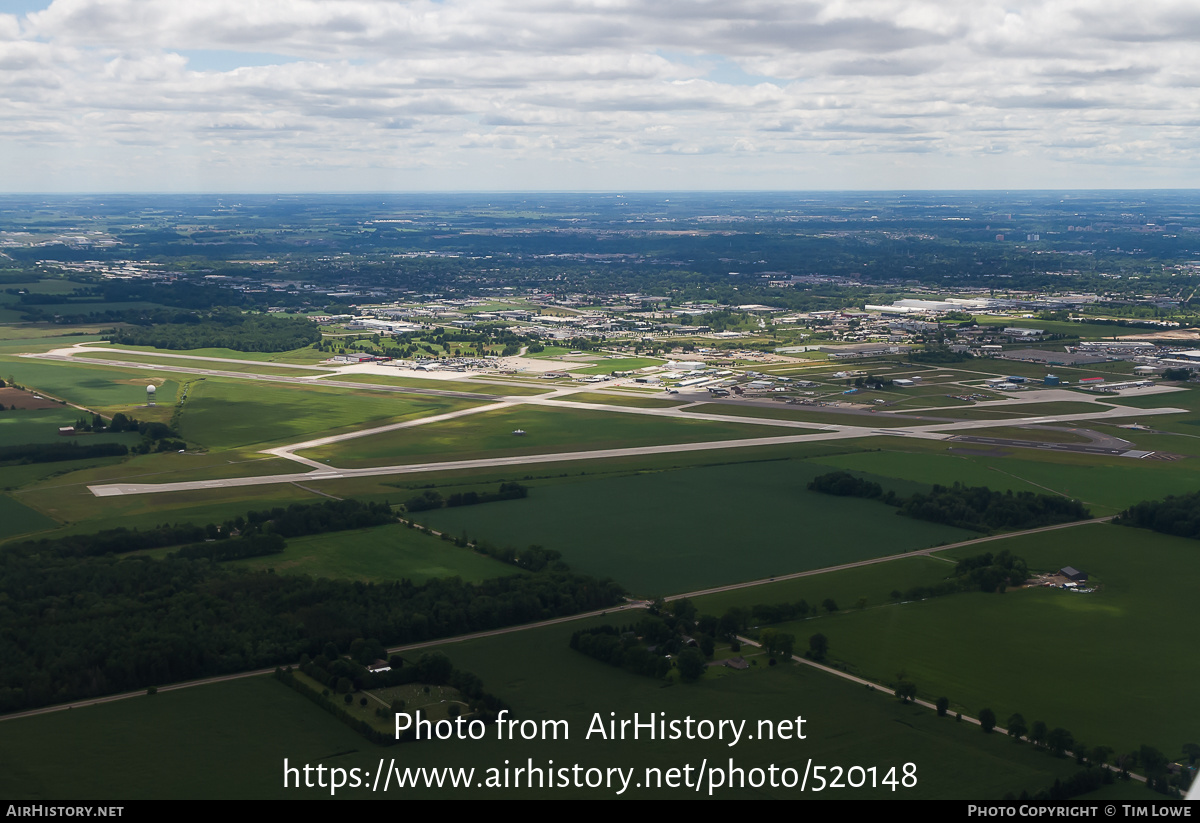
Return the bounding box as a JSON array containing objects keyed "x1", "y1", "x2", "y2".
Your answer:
[
  {"x1": 0, "y1": 493, "x2": 58, "y2": 540},
  {"x1": 298, "y1": 405, "x2": 790, "y2": 469},
  {"x1": 419, "y1": 460, "x2": 974, "y2": 596},
  {"x1": 228, "y1": 522, "x2": 520, "y2": 584},
  {"x1": 0, "y1": 617, "x2": 1092, "y2": 800},
  {"x1": 766, "y1": 523, "x2": 1199, "y2": 758}
]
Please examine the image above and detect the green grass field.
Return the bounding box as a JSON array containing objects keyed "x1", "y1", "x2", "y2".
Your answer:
[
  {"x1": 916, "y1": 401, "x2": 1111, "y2": 421},
  {"x1": 299, "y1": 405, "x2": 791, "y2": 469},
  {"x1": 0, "y1": 357, "x2": 180, "y2": 411},
  {"x1": 75, "y1": 351, "x2": 331, "y2": 376},
  {"x1": 569, "y1": 357, "x2": 665, "y2": 375},
  {"x1": 553, "y1": 392, "x2": 687, "y2": 408},
  {"x1": 419, "y1": 460, "x2": 973, "y2": 596},
  {"x1": 228, "y1": 523, "x2": 520, "y2": 584},
  {"x1": 80, "y1": 342, "x2": 332, "y2": 365},
  {"x1": 683, "y1": 403, "x2": 916, "y2": 426},
  {"x1": 178, "y1": 378, "x2": 481, "y2": 452},
  {"x1": 0, "y1": 616, "x2": 1091, "y2": 799},
  {"x1": 0, "y1": 493, "x2": 59, "y2": 540},
  {"x1": 767, "y1": 523, "x2": 1199, "y2": 758}
]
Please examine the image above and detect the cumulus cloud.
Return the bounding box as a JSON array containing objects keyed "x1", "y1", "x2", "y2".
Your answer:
[{"x1": 1, "y1": 0, "x2": 1199, "y2": 189}]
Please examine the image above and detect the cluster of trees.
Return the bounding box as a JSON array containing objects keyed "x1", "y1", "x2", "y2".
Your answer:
[
  {"x1": 469, "y1": 542, "x2": 564, "y2": 572},
  {"x1": 1163, "y1": 368, "x2": 1194, "y2": 381},
  {"x1": 853, "y1": 374, "x2": 893, "y2": 389},
  {"x1": 571, "y1": 601, "x2": 723, "y2": 683},
  {"x1": 403, "y1": 482, "x2": 528, "y2": 512},
  {"x1": 900, "y1": 483, "x2": 1090, "y2": 532},
  {"x1": 104, "y1": 412, "x2": 186, "y2": 454},
  {"x1": 1115, "y1": 491, "x2": 1200, "y2": 540},
  {"x1": 0, "y1": 535, "x2": 625, "y2": 713},
  {"x1": 107, "y1": 308, "x2": 320, "y2": 352},
  {"x1": 908, "y1": 344, "x2": 972, "y2": 364},
  {"x1": 0, "y1": 441, "x2": 128, "y2": 465},
  {"x1": 279, "y1": 651, "x2": 510, "y2": 745},
  {"x1": 953, "y1": 550, "x2": 1030, "y2": 593},
  {"x1": 569, "y1": 625, "x2": 673, "y2": 680},
  {"x1": 239, "y1": 499, "x2": 397, "y2": 539},
  {"x1": 808, "y1": 473, "x2": 1091, "y2": 533}
]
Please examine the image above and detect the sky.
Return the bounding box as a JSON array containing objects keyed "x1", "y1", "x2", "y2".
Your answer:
[{"x1": 2, "y1": 0, "x2": 1200, "y2": 192}]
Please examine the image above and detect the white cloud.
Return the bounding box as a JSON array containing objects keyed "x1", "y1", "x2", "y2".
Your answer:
[{"x1": 2, "y1": 0, "x2": 1200, "y2": 189}]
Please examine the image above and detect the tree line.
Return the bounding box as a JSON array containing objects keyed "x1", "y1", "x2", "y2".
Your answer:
[
  {"x1": 808, "y1": 472, "x2": 1090, "y2": 532},
  {"x1": 1115, "y1": 490, "x2": 1200, "y2": 540}
]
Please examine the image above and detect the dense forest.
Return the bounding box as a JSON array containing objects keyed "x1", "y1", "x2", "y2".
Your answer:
[
  {"x1": 107, "y1": 309, "x2": 320, "y2": 352},
  {"x1": 0, "y1": 539, "x2": 625, "y2": 712}
]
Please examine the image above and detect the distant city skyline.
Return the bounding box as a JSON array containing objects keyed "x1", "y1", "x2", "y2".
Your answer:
[{"x1": 3, "y1": 0, "x2": 1200, "y2": 192}]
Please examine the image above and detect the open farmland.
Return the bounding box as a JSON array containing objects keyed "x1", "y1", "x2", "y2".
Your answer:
[
  {"x1": 419, "y1": 459, "x2": 974, "y2": 595},
  {"x1": 765, "y1": 522, "x2": 1199, "y2": 758}
]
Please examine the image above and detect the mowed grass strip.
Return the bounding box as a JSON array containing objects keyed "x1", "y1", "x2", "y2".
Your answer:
[
  {"x1": 683, "y1": 402, "x2": 915, "y2": 426},
  {"x1": 228, "y1": 522, "x2": 519, "y2": 584},
  {"x1": 74, "y1": 351, "x2": 330, "y2": 376},
  {"x1": 178, "y1": 378, "x2": 482, "y2": 451},
  {"x1": 298, "y1": 405, "x2": 797, "y2": 468},
  {"x1": 324, "y1": 372, "x2": 551, "y2": 396},
  {"x1": 772, "y1": 523, "x2": 1200, "y2": 757},
  {"x1": 419, "y1": 460, "x2": 973, "y2": 596},
  {"x1": 551, "y1": 391, "x2": 688, "y2": 408}
]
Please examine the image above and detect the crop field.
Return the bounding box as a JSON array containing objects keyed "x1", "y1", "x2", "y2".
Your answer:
[
  {"x1": 769, "y1": 523, "x2": 1200, "y2": 757},
  {"x1": 177, "y1": 378, "x2": 481, "y2": 452},
  {"x1": 0, "y1": 493, "x2": 58, "y2": 540},
  {"x1": 418, "y1": 460, "x2": 974, "y2": 595},
  {"x1": 324, "y1": 372, "x2": 551, "y2": 396},
  {"x1": 298, "y1": 405, "x2": 789, "y2": 469},
  {"x1": 229, "y1": 523, "x2": 519, "y2": 584},
  {"x1": 0, "y1": 616, "x2": 1091, "y2": 800}
]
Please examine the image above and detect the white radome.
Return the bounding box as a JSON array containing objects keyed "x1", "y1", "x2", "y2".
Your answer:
[{"x1": 147, "y1": 384, "x2": 156, "y2": 393}]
